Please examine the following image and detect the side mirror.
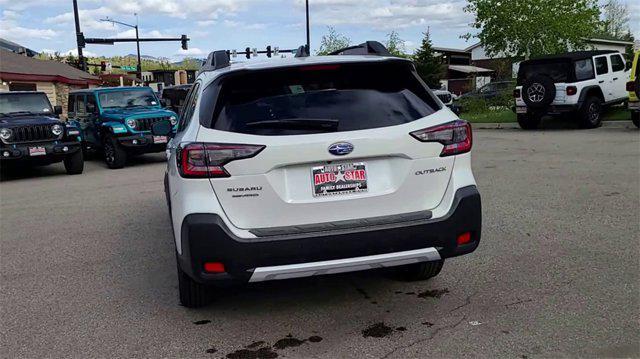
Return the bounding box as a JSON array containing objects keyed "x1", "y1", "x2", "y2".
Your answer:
[
  {"x1": 54, "y1": 105, "x2": 63, "y2": 115},
  {"x1": 151, "y1": 119, "x2": 173, "y2": 136},
  {"x1": 626, "y1": 61, "x2": 632, "y2": 71}
]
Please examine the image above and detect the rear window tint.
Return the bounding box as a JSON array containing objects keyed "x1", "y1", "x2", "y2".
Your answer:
[
  {"x1": 208, "y1": 62, "x2": 439, "y2": 135},
  {"x1": 517, "y1": 60, "x2": 570, "y2": 85},
  {"x1": 574, "y1": 59, "x2": 594, "y2": 81}
]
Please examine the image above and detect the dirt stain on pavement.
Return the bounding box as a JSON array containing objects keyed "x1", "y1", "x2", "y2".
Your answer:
[
  {"x1": 308, "y1": 336, "x2": 323, "y2": 343},
  {"x1": 395, "y1": 326, "x2": 407, "y2": 331},
  {"x1": 226, "y1": 347, "x2": 278, "y2": 359},
  {"x1": 194, "y1": 320, "x2": 211, "y2": 325},
  {"x1": 417, "y1": 288, "x2": 449, "y2": 299},
  {"x1": 422, "y1": 321, "x2": 434, "y2": 327},
  {"x1": 205, "y1": 347, "x2": 217, "y2": 354},
  {"x1": 362, "y1": 322, "x2": 394, "y2": 338},
  {"x1": 246, "y1": 341, "x2": 266, "y2": 349},
  {"x1": 273, "y1": 337, "x2": 306, "y2": 350}
]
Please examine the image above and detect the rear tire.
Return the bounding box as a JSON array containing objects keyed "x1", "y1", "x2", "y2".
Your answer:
[
  {"x1": 177, "y1": 259, "x2": 211, "y2": 308},
  {"x1": 63, "y1": 150, "x2": 84, "y2": 175},
  {"x1": 632, "y1": 111, "x2": 639, "y2": 128},
  {"x1": 103, "y1": 136, "x2": 127, "y2": 169},
  {"x1": 517, "y1": 113, "x2": 542, "y2": 130},
  {"x1": 398, "y1": 260, "x2": 444, "y2": 281},
  {"x1": 579, "y1": 96, "x2": 603, "y2": 129}
]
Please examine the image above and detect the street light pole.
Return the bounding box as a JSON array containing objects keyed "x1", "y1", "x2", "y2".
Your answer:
[
  {"x1": 305, "y1": 0, "x2": 310, "y2": 54},
  {"x1": 72, "y1": 0, "x2": 85, "y2": 71},
  {"x1": 100, "y1": 17, "x2": 142, "y2": 83}
]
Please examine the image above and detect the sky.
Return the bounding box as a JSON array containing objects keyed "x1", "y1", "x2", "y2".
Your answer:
[{"x1": 1, "y1": 0, "x2": 638, "y2": 61}]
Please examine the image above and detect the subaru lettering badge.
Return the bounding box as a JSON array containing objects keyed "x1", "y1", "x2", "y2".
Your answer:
[{"x1": 328, "y1": 142, "x2": 354, "y2": 156}]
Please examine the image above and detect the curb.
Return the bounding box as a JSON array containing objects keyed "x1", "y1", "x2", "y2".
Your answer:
[{"x1": 471, "y1": 121, "x2": 635, "y2": 130}]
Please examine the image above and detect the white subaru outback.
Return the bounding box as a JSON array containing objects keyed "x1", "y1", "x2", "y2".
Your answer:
[
  {"x1": 514, "y1": 50, "x2": 629, "y2": 129},
  {"x1": 152, "y1": 42, "x2": 482, "y2": 308}
]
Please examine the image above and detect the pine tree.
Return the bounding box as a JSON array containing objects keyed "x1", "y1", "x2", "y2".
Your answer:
[{"x1": 413, "y1": 29, "x2": 443, "y2": 88}]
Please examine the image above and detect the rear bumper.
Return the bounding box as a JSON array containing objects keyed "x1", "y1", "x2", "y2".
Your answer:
[
  {"x1": 0, "y1": 140, "x2": 81, "y2": 162},
  {"x1": 177, "y1": 185, "x2": 482, "y2": 284}
]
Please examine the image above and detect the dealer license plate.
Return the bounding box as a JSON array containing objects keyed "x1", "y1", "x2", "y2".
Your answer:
[
  {"x1": 312, "y1": 162, "x2": 368, "y2": 197},
  {"x1": 516, "y1": 106, "x2": 527, "y2": 114},
  {"x1": 29, "y1": 147, "x2": 46, "y2": 156},
  {"x1": 153, "y1": 136, "x2": 168, "y2": 144}
]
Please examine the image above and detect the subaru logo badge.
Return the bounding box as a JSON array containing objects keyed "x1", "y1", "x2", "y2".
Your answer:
[{"x1": 328, "y1": 142, "x2": 354, "y2": 156}]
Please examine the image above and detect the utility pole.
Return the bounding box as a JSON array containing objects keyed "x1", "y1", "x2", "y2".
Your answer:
[
  {"x1": 305, "y1": 0, "x2": 310, "y2": 54},
  {"x1": 72, "y1": 0, "x2": 85, "y2": 71},
  {"x1": 101, "y1": 17, "x2": 142, "y2": 81}
]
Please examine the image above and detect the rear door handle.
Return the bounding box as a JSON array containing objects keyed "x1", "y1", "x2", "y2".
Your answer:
[
  {"x1": 598, "y1": 80, "x2": 604, "y2": 83},
  {"x1": 613, "y1": 77, "x2": 618, "y2": 80}
]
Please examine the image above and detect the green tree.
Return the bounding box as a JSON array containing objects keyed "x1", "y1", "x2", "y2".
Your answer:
[
  {"x1": 316, "y1": 26, "x2": 351, "y2": 55},
  {"x1": 413, "y1": 29, "x2": 443, "y2": 88},
  {"x1": 463, "y1": 0, "x2": 601, "y2": 59},
  {"x1": 385, "y1": 31, "x2": 407, "y2": 57},
  {"x1": 600, "y1": 0, "x2": 630, "y2": 39}
]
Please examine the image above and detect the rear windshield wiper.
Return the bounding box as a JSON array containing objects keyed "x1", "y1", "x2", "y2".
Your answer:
[{"x1": 245, "y1": 118, "x2": 339, "y2": 131}]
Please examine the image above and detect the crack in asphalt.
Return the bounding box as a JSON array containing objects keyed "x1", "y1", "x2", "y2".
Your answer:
[
  {"x1": 504, "y1": 298, "x2": 533, "y2": 308},
  {"x1": 378, "y1": 316, "x2": 467, "y2": 359},
  {"x1": 449, "y1": 292, "x2": 477, "y2": 313}
]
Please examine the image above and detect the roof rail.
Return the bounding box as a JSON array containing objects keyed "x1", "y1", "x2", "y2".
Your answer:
[
  {"x1": 329, "y1": 41, "x2": 391, "y2": 56},
  {"x1": 200, "y1": 50, "x2": 231, "y2": 73}
]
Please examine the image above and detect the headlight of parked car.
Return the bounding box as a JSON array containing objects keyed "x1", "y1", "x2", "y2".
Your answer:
[
  {"x1": 169, "y1": 116, "x2": 177, "y2": 126},
  {"x1": 126, "y1": 119, "x2": 137, "y2": 129},
  {"x1": 51, "y1": 124, "x2": 63, "y2": 136},
  {"x1": 0, "y1": 128, "x2": 12, "y2": 141}
]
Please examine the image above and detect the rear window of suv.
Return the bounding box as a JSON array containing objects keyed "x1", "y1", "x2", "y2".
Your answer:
[
  {"x1": 517, "y1": 60, "x2": 573, "y2": 85},
  {"x1": 206, "y1": 61, "x2": 439, "y2": 135}
]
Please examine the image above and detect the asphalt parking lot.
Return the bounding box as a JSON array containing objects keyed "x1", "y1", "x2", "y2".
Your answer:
[{"x1": 1, "y1": 126, "x2": 639, "y2": 358}]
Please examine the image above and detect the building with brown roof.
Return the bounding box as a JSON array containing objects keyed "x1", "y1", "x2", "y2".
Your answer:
[{"x1": 0, "y1": 49, "x2": 100, "y2": 118}]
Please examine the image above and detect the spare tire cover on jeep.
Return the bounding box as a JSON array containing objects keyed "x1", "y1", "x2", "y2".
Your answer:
[{"x1": 522, "y1": 75, "x2": 556, "y2": 109}]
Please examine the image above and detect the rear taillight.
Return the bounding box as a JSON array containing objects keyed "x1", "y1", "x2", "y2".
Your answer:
[
  {"x1": 627, "y1": 81, "x2": 636, "y2": 92},
  {"x1": 513, "y1": 89, "x2": 521, "y2": 98},
  {"x1": 566, "y1": 86, "x2": 577, "y2": 96},
  {"x1": 177, "y1": 143, "x2": 265, "y2": 178},
  {"x1": 410, "y1": 120, "x2": 472, "y2": 157}
]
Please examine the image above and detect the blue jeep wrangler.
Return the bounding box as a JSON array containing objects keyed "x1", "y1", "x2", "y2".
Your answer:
[
  {"x1": 68, "y1": 86, "x2": 178, "y2": 169},
  {"x1": 0, "y1": 91, "x2": 84, "y2": 174}
]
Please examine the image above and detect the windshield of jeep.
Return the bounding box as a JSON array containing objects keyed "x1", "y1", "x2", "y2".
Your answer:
[
  {"x1": 517, "y1": 60, "x2": 571, "y2": 85},
  {"x1": 210, "y1": 61, "x2": 440, "y2": 136},
  {"x1": 0, "y1": 93, "x2": 53, "y2": 116},
  {"x1": 98, "y1": 88, "x2": 159, "y2": 109}
]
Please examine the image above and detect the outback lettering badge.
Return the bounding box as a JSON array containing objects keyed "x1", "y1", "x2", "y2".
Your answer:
[{"x1": 415, "y1": 167, "x2": 447, "y2": 176}]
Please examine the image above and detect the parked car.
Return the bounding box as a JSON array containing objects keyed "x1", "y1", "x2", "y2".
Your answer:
[
  {"x1": 458, "y1": 81, "x2": 515, "y2": 102},
  {"x1": 627, "y1": 50, "x2": 639, "y2": 128},
  {"x1": 514, "y1": 50, "x2": 629, "y2": 129},
  {"x1": 67, "y1": 87, "x2": 178, "y2": 169},
  {"x1": 0, "y1": 91, "x2": 83, "y2": 174},
  {"x1": 159, "y1": 84, "x2": 192, "y2": 115},
  {"x1": 152, "y1": 41, "x2": 482, "y2": 308},
  {"x1": 432, "y1": 88, "x2": 460, "y2": 114}
]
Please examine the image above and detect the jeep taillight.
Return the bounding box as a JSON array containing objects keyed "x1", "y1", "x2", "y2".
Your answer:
[
  {"x1": 627, "y1": 81, "x2": 636, "y2": 92},
  {"x1": 513, "y1": 89, "x2": 521, "y2": 98},
  {"x1": 410, "y1": 120, "x2": 472, "y2": 157},
  {"x1": 177, "y1": 143, "x2": 265, "y2": 178},
  {"x1": 566, "y1": 86, "x2": 577, "y2": 96}
]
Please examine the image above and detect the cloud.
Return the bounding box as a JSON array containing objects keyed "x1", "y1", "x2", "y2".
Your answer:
[
  {"x1": 223, "y1": 19, "x2": 268, "y2": 30},
  {"x1": 295, "y1": 0, "x2": 471, "y2": 30},
  {"x1": 41, "y1": 48, "x2": 99, "y2": 57},
  {"x1": 113, "y1": 29, "x2": 171, "y2": 38},
  {"x1": 175, "y1": 47, "x2": 205, "y2": 56},
  {"x1": 44, "y1": 7, "x2": 119, "y2": 31},
  {"x1": 0, "y1": 11, "x2": 57, "y2": 41}
]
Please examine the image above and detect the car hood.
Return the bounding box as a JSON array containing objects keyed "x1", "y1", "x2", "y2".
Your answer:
[
  {"x1": 101, "y1": 107, "x2": 176, "y2": 120},
  {"x1": 0, "y1": 115, "x2": 62, "y2": 128}
]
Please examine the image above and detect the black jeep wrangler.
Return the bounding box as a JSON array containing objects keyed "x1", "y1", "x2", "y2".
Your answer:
[{"x1": 0, "y1": 91, "x2": 84, "y2": 174}]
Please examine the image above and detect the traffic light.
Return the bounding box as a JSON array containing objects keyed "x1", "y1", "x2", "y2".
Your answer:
[
  {"x1": 245, "y1": 47, "x2": 251, "y2": 59},
  {"x1": 181, "y1": 35, "x2": 188, "y2": 50},
  {"x1": 100, "y1": 61, "x2": 106, "y2": 72},
  {"x1": 77, "y1": 32, "x2": 85, "y2": 48},
  {"x1": 266, "y1": 46, "x2": 272, "y2": 58}
]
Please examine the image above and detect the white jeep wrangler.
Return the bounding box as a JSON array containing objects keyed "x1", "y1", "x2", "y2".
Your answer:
[{"x1": 514, "y1": 50, "x2": 629, "y2": 129}]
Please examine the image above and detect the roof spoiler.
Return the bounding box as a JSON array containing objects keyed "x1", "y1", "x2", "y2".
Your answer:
[
  {"x1": 329, "y1": 41, "x2": 391, "y2": 56},
  {"x1": 200, "y1": 50, "x2": 230, "y2": 73}
]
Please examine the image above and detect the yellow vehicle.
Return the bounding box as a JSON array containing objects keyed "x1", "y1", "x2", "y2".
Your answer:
[{"x1": 628, "y1": 50, "x2": 639, "y2": 128}]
